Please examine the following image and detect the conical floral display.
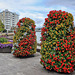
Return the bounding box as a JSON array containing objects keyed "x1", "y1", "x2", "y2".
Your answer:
[
  {"x1": 12, "y1": 17, "x2": 37, "y2": 56},
  {"x1": 40, "y1": 10, "x2": 75, "y2": 73}
]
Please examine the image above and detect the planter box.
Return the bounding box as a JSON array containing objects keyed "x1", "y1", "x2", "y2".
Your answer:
[{"x1": 0, "y1": 47, "x2": 12, "y2": 53}]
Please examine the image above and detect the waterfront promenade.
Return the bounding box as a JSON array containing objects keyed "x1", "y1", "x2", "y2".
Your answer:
[
  {"x1": 0, "y1": 52, "x2": 75, "y2": 75},
  {"x1": 0, "y1": 32, "x2": 75, "y2": 75}
]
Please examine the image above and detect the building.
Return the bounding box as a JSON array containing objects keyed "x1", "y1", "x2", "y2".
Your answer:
[{"x1": 0, "y1": 9, "x2": 19, "y2": 31}]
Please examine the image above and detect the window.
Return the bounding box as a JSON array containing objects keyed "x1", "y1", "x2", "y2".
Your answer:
[{"x1": 6, "y1": 25, "x2": 10, "y2": 29}]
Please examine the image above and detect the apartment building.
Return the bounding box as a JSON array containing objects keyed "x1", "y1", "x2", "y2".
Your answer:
[{"x1": 0, "y1": 9, "x2": 19, "y2": 31}]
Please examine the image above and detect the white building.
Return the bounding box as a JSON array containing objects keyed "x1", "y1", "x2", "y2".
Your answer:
[{"x1": 0, "y1": 9, "x2": 19, "y2": 31}]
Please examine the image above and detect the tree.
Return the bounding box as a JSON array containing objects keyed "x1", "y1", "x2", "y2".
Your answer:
[{"x1": 0, "y1": 20, "x2": 5, "y2": 32}]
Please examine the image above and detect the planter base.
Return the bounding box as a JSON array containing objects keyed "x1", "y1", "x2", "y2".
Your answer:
[{"x1": 0, "y1": 47, "x2": 12, "y2": 53}]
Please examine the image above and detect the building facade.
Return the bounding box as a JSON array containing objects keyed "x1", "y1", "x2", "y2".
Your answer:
[{"x1": 0, "y1": 9, "x2": 19, "y2": 31}]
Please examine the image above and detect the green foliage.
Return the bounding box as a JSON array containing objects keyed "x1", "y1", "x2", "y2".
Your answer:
[
  {"x1": 0, "y1": 37, "x2": 8, "y2": 43},
  {"x1": 0, "y1": 20, "x2": 5, "y2": 32},
  {"x1": 3, "y1": 29, "x2": 7, "y2": 33}
]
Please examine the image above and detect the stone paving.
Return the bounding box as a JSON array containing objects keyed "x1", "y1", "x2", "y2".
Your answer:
[{"x1": 0, "y1": 52, "x2": 75, "y2": 75}]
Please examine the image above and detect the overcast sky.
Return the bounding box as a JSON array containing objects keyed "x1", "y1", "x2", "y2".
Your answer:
[{"x1": 0, "y1": 0, "x2": 75, "y2": 28}]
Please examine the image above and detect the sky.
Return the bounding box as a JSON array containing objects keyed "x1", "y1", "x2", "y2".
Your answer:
[{"x1": 0, "y1": 0, "x2": 75, "y2": 28}]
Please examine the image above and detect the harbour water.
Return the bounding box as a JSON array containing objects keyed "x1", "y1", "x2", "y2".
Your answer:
[{"x1": 36, "y1": 32, "x2": 41, "y2": 44}]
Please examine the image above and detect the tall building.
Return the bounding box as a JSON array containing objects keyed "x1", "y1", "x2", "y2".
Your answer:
[{"x1": 0, "y1": 9, "x2": 19, "y2": 31}]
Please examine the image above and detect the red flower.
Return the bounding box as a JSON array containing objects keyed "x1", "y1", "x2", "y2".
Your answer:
[
  {"x1": 71, "y1": 35, "x2": 73, "y2": 37},
  {"x1": 52, "y1": 61, "x2": 55, "y2": 66},
  {"x1": 65, "y1": 54, "x2": 67, "y2": 56},
  {"x1": 60, "y1": 61, "x2": 62, "y2": 63},
  {"x1": 46, "y1": 67, "x2": 49, "y2": 69},
  {"x1": 20, "y1": 47, "x2": 23, "y2": 50},
  {"x1": 63, "y1": 11, "x2": 65, "y2": 13},
  {"x1": 61, "y1": 42, "x2": 63, "y2": 44},
  {"x1": 22, "y1": 18, "x2": 25, "y2": 22},
  {"x1": 14, "y1": 31, "x2": 16, "y2": 34},
  {"x1": 53, "y1": 54, "x2": 55, "y2": 57},
  {"x1": 30, "y1": 46, "x2": 32, "y2": 49},
  {"x1": 66, "y1": 16, "x2": 67, "y2": 18},
  {"x1": 71, "y1": 60, "x2": 74, "y2": 63},
  {"x1": 68, "y1": 71, "x2": 70, "y2": 73},
  {"x1": 57, "y1": 42, "x2": 59, "y2": 43},
  {"x1": 58, "y1": 47, "x2": 60, "y2": 50},
  {"x1": 58, "y1": 56, "x2": 59, "y2": 58},
  {"x1": 59, "y1": 19, "x2": 61, "y2": 21},
  {"x1": 63, "y1": 60, "x2": 66, "y2": 62},
  {"x1": 67, "y1": 57, "x2": 71, "y2": 59},
  {"x1": 57, "y1": 44, "x2": 59, "y2": 46},
  {"x1": 47, "y1": 14, "x2": 49, "y2": 16},
  {"x1": 17, "y1": 22, "x2": 20, "y2": 27}
]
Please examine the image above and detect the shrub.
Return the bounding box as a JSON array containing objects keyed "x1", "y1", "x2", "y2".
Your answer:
[
  {"x1": 12, "y1": 17, "x2": 37, "y2": 56},
  {"x1": 0, "y1": 37, "x2": 8, "y2": 43},
  {"x1": 0, "y1": 37, "x2": 13, "y2": 48},
  {"x1": 40, "y1": 10, "x2": 75, "y2": 73},
  {"x1": 0, "y1": 20, "x2": 5, "y2": 32}
]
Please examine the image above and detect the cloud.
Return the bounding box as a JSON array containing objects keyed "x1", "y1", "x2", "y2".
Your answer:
[
  {"x1": 0, "y1": 0, "x2": 75, "y2": 27},
  {"x1": 0, "y1": 0, "x2": 45, "y2": 28},
  {"x1": 43, "y1": 0, "x2": 75, "y2": 27},
  {"x1": 19, "y1": 11, "x2": 45, "y2": 28},
  {"x1": 0, "y1": 0, "x2": 40, "y2": 5},
  {"x1": 44, "y1": 0, "x2": 75, "y2": 9}
]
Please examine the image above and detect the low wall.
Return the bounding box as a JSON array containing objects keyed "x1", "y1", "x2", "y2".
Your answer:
[
  {"x1": 0, "y1": 47, "x2": 12, "y2": 53},
  {"x1": 0, "y1": 33, "x2": 14, "y2": 36}
]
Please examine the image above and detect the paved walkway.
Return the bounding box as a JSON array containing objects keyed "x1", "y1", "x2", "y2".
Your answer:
[{"x1": 0, "y1": 52, "x2": 75, "y2": 75}]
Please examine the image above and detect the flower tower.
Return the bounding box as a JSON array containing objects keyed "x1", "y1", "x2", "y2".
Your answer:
[
  {"x1": 12, "y1": 17, "x2": 37, "y2": 56},
  {"x1": 40, "y1": 10, "x2": 75, "y2": 73}
]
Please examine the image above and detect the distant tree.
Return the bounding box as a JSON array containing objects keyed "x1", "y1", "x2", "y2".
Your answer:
[
  {"x1": 0, "y1": 20, "x2": 5, "y2": 32},
  {"x1": 3, "y1": 29, "x2": 7, "y2": 33}
]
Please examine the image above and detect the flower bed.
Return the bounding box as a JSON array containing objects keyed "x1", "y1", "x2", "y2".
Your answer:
[{"x1": 0, "y1": 38, "x2": 13, "y2": 53}]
